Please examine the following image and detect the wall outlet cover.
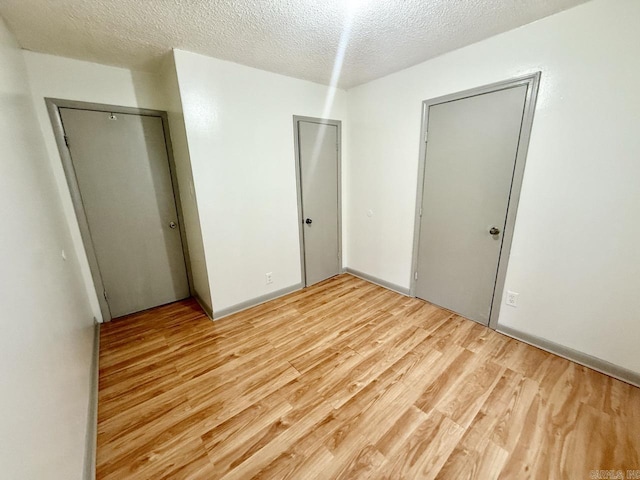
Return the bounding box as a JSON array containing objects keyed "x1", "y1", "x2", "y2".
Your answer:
[{"x1": 506, "y1": 291, "x2": 519, "y2": 307}]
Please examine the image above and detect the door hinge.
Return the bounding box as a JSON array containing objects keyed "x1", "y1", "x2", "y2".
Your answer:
[
  {"x1": 419, "y1": 208, "x2": 423, "y2": 217},
  {"x1": 64, "y1": 135, "x2": 70, "y2": 148},
  {"x1": 424, "y1": 131, "x2": 428, "y2": 143},
  {"x1": 414, "y1": 272, "x2": 418, "y2": 281},
  {"x1": 103, "y1": 290, "x2": 108, "y2": 301}
]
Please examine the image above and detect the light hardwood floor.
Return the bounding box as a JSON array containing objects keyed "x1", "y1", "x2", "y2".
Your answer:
[{"x1": 97, "y1": 274, "x2": 640, "y2": 479}]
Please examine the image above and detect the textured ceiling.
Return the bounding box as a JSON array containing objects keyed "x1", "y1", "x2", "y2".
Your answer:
[{"x1": 0, "y1": 0, "x2": 588, "y2": 88}]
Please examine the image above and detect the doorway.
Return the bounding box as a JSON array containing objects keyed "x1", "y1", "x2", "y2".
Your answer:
[
  {"x1": 293, "y1": 116, "x2": 342, "y2": 287},
  {"x1": 47, "y1": 100, "x2": 192, "y2": 321},
  {"x1": 411, "y1": 73, "x2": 540, "y2": 328}
]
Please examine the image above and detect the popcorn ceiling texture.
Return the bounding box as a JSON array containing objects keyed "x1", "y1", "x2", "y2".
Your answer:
[{"x1": 0, "y1": 0, "x2": 587, "y2": 88}]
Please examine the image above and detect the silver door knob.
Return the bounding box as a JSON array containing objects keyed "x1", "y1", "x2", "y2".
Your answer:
[
  {"x1": 169, "y1": 221, "x2": 177, "y2": 229},
  {"x1": 489, "y1": 226, "x2": 500, "y2": 235}
]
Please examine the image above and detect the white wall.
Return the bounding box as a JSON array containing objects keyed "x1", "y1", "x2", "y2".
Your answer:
[
  {"x1": 346, "y1": 0, "x2": 640, "y2": 373},
  {"x1": 159, "y1": 55, "x2": 213, "y2": 312},
  {"x1": 0, "y1": 17, "x2": 94, "y2": 480},
  {"x1": 174, "y1": 50, "x2": 348, "y2": 314},
  {"x1": 23, "y1": 51, "x2": 168, "y2": 321}
]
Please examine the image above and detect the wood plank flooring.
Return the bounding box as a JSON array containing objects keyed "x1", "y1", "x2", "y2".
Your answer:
[{"x1": 97, "y1": 274, "x2": 640, "y2": 479}]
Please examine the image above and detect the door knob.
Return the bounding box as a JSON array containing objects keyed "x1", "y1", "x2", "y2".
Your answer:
[
  {"x1": 305, "y1": 218, "x2": 313, "y2": 225},
  {"x1": 169, "y1": 221, "x2": 177, "y2": 229},
  {"x1": 489, "y1": 226, "x2": 500, "y2": 235}
]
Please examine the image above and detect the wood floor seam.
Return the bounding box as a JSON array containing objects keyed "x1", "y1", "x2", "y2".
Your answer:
[{"x1": 96, "y1": 274, "x2": 640, "y2": 479}]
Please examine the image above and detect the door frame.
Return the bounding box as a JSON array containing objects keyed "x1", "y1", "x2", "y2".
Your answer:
[
  {"x1": 409, "y1": 72, "x2": 541, "y2": 329},
  {"x1": 292, "y1": 116, "x2": 343, "y2": 287},
  {"x1": 46, "y1": 98, "x2": 194, "y2": 322}
]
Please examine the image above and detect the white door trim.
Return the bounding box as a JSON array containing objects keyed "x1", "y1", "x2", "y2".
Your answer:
[
  {"x1": 410, "y1": 72, "x2": 541, "y2": 330},
  {"x1": 292, "y1": 116, "x2": 343, "y2": 287}
]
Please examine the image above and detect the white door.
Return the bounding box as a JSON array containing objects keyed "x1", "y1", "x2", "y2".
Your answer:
[
  {"x1": 415, "y1": 86, "x2": 528, "y2": 324},
  {"x1": 60, "y1": 108, "x2": 190, "y2": 318},
  {"x1": 297, "y1": 120, "x2": 340, "y2": 286}
]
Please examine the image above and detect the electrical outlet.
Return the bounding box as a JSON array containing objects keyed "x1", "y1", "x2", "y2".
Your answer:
[
  {"x1": 506, "y1": 291, "x2": 519, "y2": 307},
  {"x1": 265, "y1": 272, "x2": 273, "y2": 285}
]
